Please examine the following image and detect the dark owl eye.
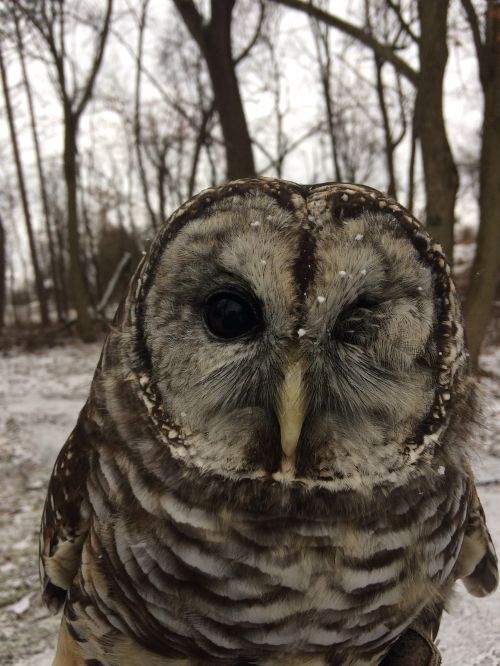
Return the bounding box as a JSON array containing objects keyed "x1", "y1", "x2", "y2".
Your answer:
[
  {"x1": 333, "y1": 295, "x2": 380, "y2": 343},
  {"x1": 350, "y1": 295, "x2": 378, "y2": 311},
  {"x1": 204, "y1": 291, "x2": 261, "y2": 339}
]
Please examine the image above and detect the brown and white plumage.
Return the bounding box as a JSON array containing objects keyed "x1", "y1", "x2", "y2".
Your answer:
[{"x1": 40, "y1": 178, "x2": 498, "y2": 666}]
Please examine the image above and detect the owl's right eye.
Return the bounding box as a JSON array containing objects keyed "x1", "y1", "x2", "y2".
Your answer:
[{"x1": 204, "y1": 291, "x2": 262, "y2": 340}]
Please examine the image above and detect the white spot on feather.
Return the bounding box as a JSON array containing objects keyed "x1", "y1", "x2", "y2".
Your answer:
[
  {"x1": 317, "y1": 295, "x2": 326, "y2": 304},
  {"x1": 297, "y1": 328, "x2": 307, "y2": 338}
]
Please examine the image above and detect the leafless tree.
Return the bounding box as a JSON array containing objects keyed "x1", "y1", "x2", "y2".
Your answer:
[
  {"x1": 462, "y1": 0, "x2": 500, "y2": 365},
  {"x1": 12, "y1": 8, "x2": 64, "y2": 322},
  {"x1": 0, "y1": 214, "x2": 5, "y2": 331},
  {"x1": 172, "y1": 0, "x2": 260, "y2": 180},
  {"x1": 0, "y1": 38, "x2": 50, "y2": 326},
  {"x1": 15, "y1": 0, "x2": 114, "y2": 341},
  {"x1": 414, "y1": 0, "x2": 458, "y2": 257},
  {"x1": 270, "y1": 0, "x2": 457, "y2": 258},
  {"x1": 364, "y1": 0, "x2": 410, "y2": 199},
  {"x1": 310, "y1": 17, "x2": 343, "y2": 181},
  {"x1": 134, "y1": 0, "x2": 158, "y2": 230}
]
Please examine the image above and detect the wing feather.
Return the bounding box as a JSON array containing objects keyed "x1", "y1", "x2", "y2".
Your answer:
[
  {"x1": 456, "y1": 475, "x2": 498, "y2": 597},
  {"x1": 39, "y1": 404, "x2": 92, "y2": 612}
]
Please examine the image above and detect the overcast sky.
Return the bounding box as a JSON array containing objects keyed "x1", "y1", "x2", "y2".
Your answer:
[{"x1": 0, "y1": 0, "x2": 484, "y2": 278}]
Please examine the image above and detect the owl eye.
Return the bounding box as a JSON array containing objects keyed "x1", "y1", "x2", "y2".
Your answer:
[
  {"x1": 350, "y1": 295, "x2": 378, "y2": 311},
  {"x1": 204, "y1": 291, "x2": 261, "y2": 339},
  {"x1": 333, "y1": 295, "x2": 380, "y2": 343}
]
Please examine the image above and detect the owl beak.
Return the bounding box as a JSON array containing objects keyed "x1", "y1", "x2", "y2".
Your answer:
[{"x1": 275, "y1": 359, "x2": 307, "y2": 461}]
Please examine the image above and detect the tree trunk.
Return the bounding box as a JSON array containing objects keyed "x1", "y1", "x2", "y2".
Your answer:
[
  {"x1": 173, "y1": 0, "x2": 256, "y2": 180},
  {"x1": 311, "y1": 20, "x2": 343, "y2": 181},
  {"x1": 134, "y1": 0, "x2": 158, "y2": 230},
  {"x1": 15, "y1": 18, "x2": 64, "y2": 322},
  {"x1": 0, "y1": 215, "x2": 5, "y2": 331},
  {"x1": 0, "y1": 43, "x2": 50, "y2": 326},
  {"x1": 374, "y1": 59, "x2": 397, "y2": 198},
  {"x1": 464, "y1": 1, "x2": 500, "y2": 365},
  {"x1": 64, "y1": 110, "x2": 95, "y2": 341},
  {"x1": 206, "y1": 1, "x2": 255, "y2": 179},
  {"x1": 415, "y1": 0, "x2": 458, "y2": 260},
  {"x1": 53, "y1": 209, "x2": 69, "y2": 316}
]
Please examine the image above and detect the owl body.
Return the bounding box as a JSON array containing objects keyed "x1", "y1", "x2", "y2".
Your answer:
[{"x1": 41, "y1": 179, "x2": 498, "y2": 666}]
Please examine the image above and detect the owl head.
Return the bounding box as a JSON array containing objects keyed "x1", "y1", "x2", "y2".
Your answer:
[{"x1": 100, "y1": 178, "x2": 469, "y2": 499}]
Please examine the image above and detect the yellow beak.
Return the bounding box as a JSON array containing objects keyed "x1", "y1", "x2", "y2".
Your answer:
[{"x1": 275, "y1": 358, "x2": 307, "y2": 461}]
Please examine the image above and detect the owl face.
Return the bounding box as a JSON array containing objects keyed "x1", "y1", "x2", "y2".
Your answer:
[{"x1": 141, "y1": 185, "x2": 439, "y2": 488}]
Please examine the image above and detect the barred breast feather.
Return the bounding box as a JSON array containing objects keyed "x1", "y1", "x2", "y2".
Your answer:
[{"x1": 41, "y1": 377, "x2": 481, "y2": 666}]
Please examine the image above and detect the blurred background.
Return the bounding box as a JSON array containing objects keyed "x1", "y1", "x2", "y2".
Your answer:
[
  {"x1": 0, "y1": 1, "x2": 499, "y2": 664},
  {"x1": 0, "y1": 0, "x2": 498, "y2": 360}
]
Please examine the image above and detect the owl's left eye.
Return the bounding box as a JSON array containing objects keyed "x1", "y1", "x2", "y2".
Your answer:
[
  {"x1": 204, "y1": 291, "x2": 262, "y2": 340},
  {"x1": 333, "y1": 295, "x2": 380, "y2": 343}
]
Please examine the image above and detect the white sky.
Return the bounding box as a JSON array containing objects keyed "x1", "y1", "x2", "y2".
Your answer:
[{"x1": 0, "y1": 0, "x2": 484, "y2": 278}]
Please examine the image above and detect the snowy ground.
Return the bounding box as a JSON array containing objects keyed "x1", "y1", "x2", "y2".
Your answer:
[{"x1": 1, "y1": 341, "x2": 499, "y2": 666}]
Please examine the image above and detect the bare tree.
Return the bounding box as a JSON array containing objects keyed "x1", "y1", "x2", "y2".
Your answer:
[
  {"x1": 364, "y1": 0, "x2": 409, "y2": 198},
  {"x1": 134, "y1": 0, "x2": 158, "y2": 230},
  {"x1": 310, "y1": 18, "x2": 343, "y2": 181},
  {"x1": 13, "y1": 10, "x2": 64, "y2": 322},
  {"x1": 16, "y1": 0, "x2": 114, "y2": 341},
  {"x1": 414, "y1": 0, "x2": 458, "y2": 257},
  {"x1": 462, "y1": 0, "x2": 500, "y2": 365},
  {"x1": 0, "y1": 41, "x2": 50, "y2": 326},
  {"x1": 0, "y1": 214, "x2": 5, "y2": 331},
  {"x1": 172, "y1": 0, "x2": 257, "y2": 180},
  {"x1": 270, "y1": 0, "x2": 457, "y2": 258},
  {"x1": 270, "y1": 0, "x2": 419, "y2": 83}
]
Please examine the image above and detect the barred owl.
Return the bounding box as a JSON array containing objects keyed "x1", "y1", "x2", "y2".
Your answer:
[{"x1": 40, "y1": 178, "x2": 498, "y2": 666}]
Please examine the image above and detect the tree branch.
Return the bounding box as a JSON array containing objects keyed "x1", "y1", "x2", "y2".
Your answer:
[
  {"x1": 386, "y1": 0, "x2": 419, "y2": 44},
  {"x1": 171, "y1": 0, "x2": 207, "y2": 55},
  {"x1": 461, "y1": 0, "x2": 487, "y2": 87},
  {"x1": 75, "y1": 0, "x2": 113, "y2": 118},
  {"x1": 233, "y1": 0, "x2": 265, "y2": 66},
  {"x1": 269, "y1": 0, "x2": 418, "y2": 85}
]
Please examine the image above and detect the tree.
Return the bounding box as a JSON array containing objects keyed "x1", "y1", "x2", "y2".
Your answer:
[
  {"x1": 0, "y1": 214, "x2": 5, "y2": 331},
  {"x1": 310, "y1": 17, "x2": 343, "y2": 181},
  {"x1": 363, "y1": 0, "x2": 410, "y2": 199},
  {"x1": 462, "y1": 0, "x2": 500, "y2": 365},
  {"x1": 13, "y1": 9, "x2": 64, "y2": 322},
  {"x1": 172, "y1": 0, "x2": 257, "y2": 180},
  {"x1": 16, "y1": 0, "x2": 114, "y2": 341},
  {"x1": 134, "y1": 0, "x2": 159, "y2": 230},
  {"x1": 0, "y1": 40, "x2": 50, "y2": 326},
  {"x1": 270, "y1": 0, "x2": 457, "y2": 258},
  {"x1": 414, "y1": 0, "x2": 458, "y2": 257}
]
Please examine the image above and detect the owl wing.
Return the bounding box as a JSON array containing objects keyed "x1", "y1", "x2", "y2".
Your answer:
[
  {"x1": 39, "y1": 404, "x2": 92, "y2": 613},
  {"x1": 456, "y1": 473, "x2": 499, "y2": 597}
]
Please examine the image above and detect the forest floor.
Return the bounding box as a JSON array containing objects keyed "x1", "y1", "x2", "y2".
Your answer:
[{"x1": 0, "y1": 339, "x2": 499, "y2": 666}]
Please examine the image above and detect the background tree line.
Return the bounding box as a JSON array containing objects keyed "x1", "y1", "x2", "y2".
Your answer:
[{"x1": 0, "y1": 0, "x2": 498, "y2": 367}]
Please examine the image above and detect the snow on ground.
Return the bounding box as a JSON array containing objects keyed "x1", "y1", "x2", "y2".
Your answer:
[
  {"x1": 0, "y1": 343, "x2": 100, "y2": 666},
  {"x1": 1, "y1": 340, "x2": 499, "y2": 665}
]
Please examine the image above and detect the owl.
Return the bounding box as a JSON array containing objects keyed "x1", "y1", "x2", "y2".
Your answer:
[{"x1": 40, "y1": 178, "x2": 498, "y2": 666}]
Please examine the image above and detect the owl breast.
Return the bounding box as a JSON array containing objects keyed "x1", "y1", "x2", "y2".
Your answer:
[{"x1": 73, "y1": 442, "x2": 469, "y2": 666}]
